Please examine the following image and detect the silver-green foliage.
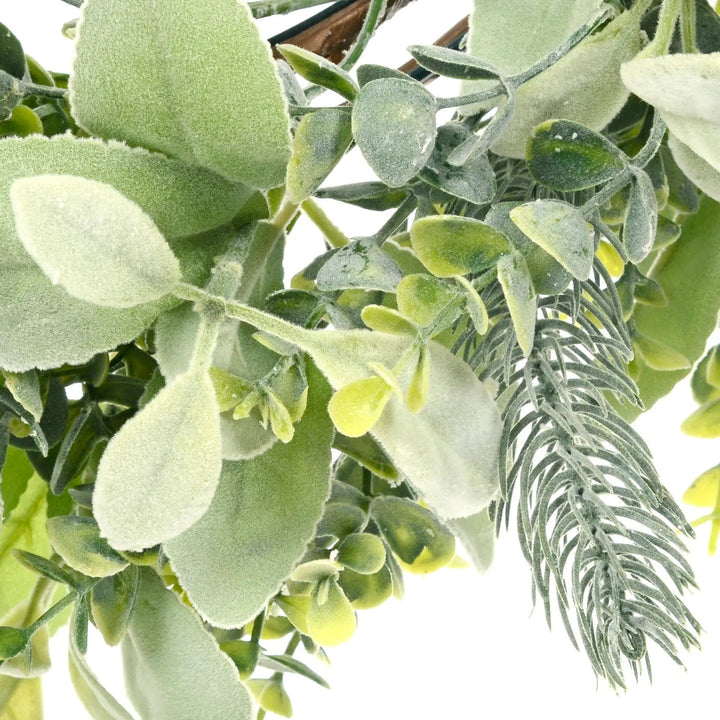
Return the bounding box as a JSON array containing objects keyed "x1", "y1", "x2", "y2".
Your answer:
[{"x1": 71, "y1": 0, "x2": 291, "y2": 189}]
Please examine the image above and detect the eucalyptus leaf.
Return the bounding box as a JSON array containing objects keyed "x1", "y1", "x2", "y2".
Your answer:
[
  {"x1": 315, "y1": 238, "x2": 403, "y2": 293},
  {"x1": 122, "y1": 569, "x2": 254, "y2": 720},
  {"x1": 623, "y1": 169, "x2": 658, "y2": 265},
  {"x1": 71, "y1": 0, "x2": 291, "y2": 188},
  {"x1": 496, "y1": 252, "x2": 536, "y2": 356},
  {"x1": 408, "y1": 44, "x2": 500, "y2": 80},
  {"x1": 286, "y1": 108, "x2": 353, "y2": 203},
  {"x1": 527, "y1": 119, "x2": 626, "y2": 191},
  {"x1": 164, "y1": 362, "x2": 333, "y2": 628},
  {"x1": 93, "y1": 370, "x2": 222, "y2": 551},
  {"x1": 510, "y1": 200, "x2": 594, "y2": 281},
  {"x1": 11, "y1": 174, "x2": 182, "y2": 308},
  {"x1": 352, "y1": 78, "x2": 437, "y2": 188},
  {"x1": 277, "y1": 44, "x2": 359, "y2": 101},
  {"x1": 410, "y1": 215, "x2": 512, "y2": 278}
]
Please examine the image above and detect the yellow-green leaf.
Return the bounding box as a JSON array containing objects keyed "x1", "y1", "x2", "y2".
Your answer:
[
  {"x1": 683, "y1": 464, "x2": 720, "y2": 507},
  {"x1": 306, "y1": 580, "x2": 356, "y2": 647},
  {"x1": 328, "y1": 377, "x2": 392, "y2": 438},
  {"x1": 395, "y1": 274, "x2": 458, "y2": 327},
  {"x1": 406, "y1": 345, "x2": 430, "y2": 413},
  {"x1": 682, "y1": 398, "x2": 720, "y2": 438},
  {"x1": 497, "y1": 252, "x2": 536, "y2": 356},
  {"x1": 71, "y1": 0, "x2": 291, "y2": 188},
  {"x1": 336, "y1": 533, "x2": 386, "y2": 575}
]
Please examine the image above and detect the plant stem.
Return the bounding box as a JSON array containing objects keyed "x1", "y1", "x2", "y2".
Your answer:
[
  {"x1": 301, "y1": 198, "x2": 351, "y2": 247},
  {"x1": 339, "y1": 0, "x2": 387, "y2": 71},
  {"x1": 680, "y1": 0, "x2": 698, "y2": 53},
  {"x1": 271, "y1": 200, "x2": 300, "y2": 230},
  {"x1": 640, "y1": 0, "x2": 681, "y2": 57},
  {"x1": 370, "y1": 195, "x2": 417, "y2": 243},
  {"x1": 249, "y1": 0, "x2": 333, "y2": 19},
  {"x1": 22, "y1": 81, "x2": 67, "y2": 99},
  {"x1": 25, "y1": 580, "x2": 98, "y2": 638}
]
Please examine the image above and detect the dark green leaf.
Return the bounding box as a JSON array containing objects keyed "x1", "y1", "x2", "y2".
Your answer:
[
  {"x1": 50, "y1": 403, "x2": 108, "y2": 495},
  {"x1": 623, "y1": 169, "x2": 657, "y2": 265},
  {"x1": 332, "y1": 433, "x2": 398, "y2": 482},
  {"x1": 660, "y1": 145, "x2": 699, "y2": 214},
  {"x1": 408, "y1": 44, "x2": 500, "y2": 80},
  {"x1": 352, "y1": 78, "x2": 437, "y2": 187},
  {"x1": 71, "y1": 599, "x2": 89, "y2": 656},
  {"x1": 220, "y1": 640, "x2": 259, "y2": 677},
  {"x1": 338, "y1": 563, "x2": 393, "y2": 609},
  {"x1": 9, "y1": 378, "x2": 68, "y2": 455},
  {"x1": 265, "y1": 290, "x2": 325, "y2": 327},
  {"x1": 527, "y1": 119, "x2": 626, "y2": 191},
  {"x1": 258, "y1": 654, "x2": 330, "y2": 689},
  {"x1": 11, "y1": 550, "x2": 76, "y2": 587},
  {"x1": 91, "y1": 565, "x2": 140, "y2": 646},
  {"x1": 278, "y1": 44, "x2": 358, "y2": 101},
  {"x1": 0, "y1": 23, "x2": 27, "y2": 81},
  {"x1": 419, "y1": 122, "x2": 496, "y2": 204},
  {"x1": 0, "y1": 627, "x2": 28, "y2": 661},
  {"x1": 315, "y1": 238, "x2": 403, "y2": 292},
  {"x1": 315, "y1": 182, "x2": 408, "y2": 211}
]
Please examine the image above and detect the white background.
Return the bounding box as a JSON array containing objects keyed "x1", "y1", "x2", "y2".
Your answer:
[{"x1": 3, "y1": 1, "x2": 720, "y2": 719}]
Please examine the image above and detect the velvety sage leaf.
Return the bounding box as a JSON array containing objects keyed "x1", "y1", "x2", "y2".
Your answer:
[
  {"x1": 286, "y1": 108, "x2": 353, "y2": 203},
  {"x1": 408, "y1": 44, "x2": 500, "y2": 80},
  {"x1": 510, "y1": 200, "x2": 593, "y2": 281},
  {"x1": 0, "y1": 135, "x2": 246, "y2": 372},
  {"x1": 292, "y1": 330, "x2": 502, "y2": 519},
  {"x1": 315, "y1": 238, "x2": 403, "y2": 292},
  {"x1": 668, "y1": 132, "x2": 720, "y2": 203},
  {"x1": 620, "y1": 52, "x2": 720, "y2": 123},
  {"x1": 527, "y1": 119, "x2": 626, "y2": 191},
  {"x1": 0, "y1": 475, "x2": 49, "y2": 621},
  {"x1": 69, "y1": 618, "x2": 134, "y2": 720},
  {"x1": 659, "y1": 111, "x2": 720, "y2": 174},
  {"x1": 419, "y1": 123, "x2": 496, "y2": 205},
  {"x1": 277, "y1": 44, "x2": 358, "y2": 101},
  {"x1": 11, "y1": 549, "x2": 76, "y2": 588},
  {"x1": 94, "y1": 370, "x2": 222, "y2": 551},
  {"x1": 11, "y1": 174, "x2": 182, "y2": 308},
  {"x1": 122, "y1": 569, "x2": 253, "y2": 720},
  {"x1": 488, "y1": 3, "x2": 645, "y2": 158},
  {"x1": 0, "y1": 73, "x2": 23, "y2": 123},
  {"x1": 619, "y1": 197, "x2": 720, "y2": 421},
  {"x1": 164, "y1": 363, "x2": 333, "y2": 628},
  {"x1": 2, "y1": 372, "x2": 42, "y2": 423},
  {"x1": 410, "y1": 215, "x2": 512, "y2": 277},
  {"x1": 497, "y1": 252, "x2": 536, "y2": 356},
  {"x1": 47, "y1": 516, "x2": 128, "y2": 578},
  {"x1": 72, "y1": 0, "x2": 291, "y2": 188},
  {"x1": 91, "y1": 566, "x2": 139, "y2": 647},
  {"x1": 314, "y1": 182, "x2": 408, "y2": 211},
  {"x1": 623, "y1": 169, "x2": 658, "y2": 265},
  {"x1": 447, "y1": 509, "x2": 495, "y2": 573},
  {"x1": 484, "y1": 201, "x2": 571, "y2": 295},
  {"x1": 316, "y1": 502, "x2": 368, "y2": 541},
  {"x1": 352, "y1": 78, "x2": 437, "y2": 187}
]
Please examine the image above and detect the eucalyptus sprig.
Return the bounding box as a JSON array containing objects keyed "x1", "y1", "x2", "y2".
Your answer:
[{"x1": 2, "y1": 0, "x2": 720, "y2": 718}]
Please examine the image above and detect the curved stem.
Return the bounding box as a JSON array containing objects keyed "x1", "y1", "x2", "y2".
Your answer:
[{"x1": 301, "y1": 198, "x2": 351, "y2": 247}]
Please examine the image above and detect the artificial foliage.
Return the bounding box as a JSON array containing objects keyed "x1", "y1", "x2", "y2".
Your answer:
[{"x1": 1, "y1": 0, "x2": 720, "y2": 717}]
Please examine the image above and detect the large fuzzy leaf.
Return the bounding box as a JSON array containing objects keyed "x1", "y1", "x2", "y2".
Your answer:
[
  {"x1": 11, "y1": 174, "x2": 182, "y2": 308},
  {"x1": 71, "y1": 0, "x2": 291, "y2": 189},
  {"x1": 93, "y1": 370, "x2": 222, "y2": 551},
  {"x1": 0, "y1": 135, "x2": 247, "y2": 372},
  {"x1": 164, "y1": 362, "x2": 333, "y2": 628},
  {"x1": 122, "y1": 569, "x2": 254, "y2": 720}
]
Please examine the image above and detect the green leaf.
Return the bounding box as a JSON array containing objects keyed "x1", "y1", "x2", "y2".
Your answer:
[
  {"x1": 277, "y1": 44, "x2": 359, "y2": 101},
  {"x1": 91, "y1": 566, "x2": 140, "y2": 647},
  {"x1": 356, "y1": 64, "x2": 409, "y2": 86},
  {"x1": 331, "y1": 434, "x2": 398, "y2": 482},
  {"x1": 69, "y1": 615, "x2": 134, "y2": 720},
  {"x1": 691, "y1": 347, "x2": 720, "y2": 405},
  {"x1": 409, "y1": 44, "x2": 500, "y2": 80},
  {"x1": 484, "y1": 201, "x2": 571, "y2": 295},
  {"x1": 352, "y1": 78, "x2": 437, "y2": 187},
  {"x1": 682, "y1": 399, "x2": 720, "y2": 439},
  {"x1": 410, "y1": 215, "x2": 512, "y2": 277},
  {"x1": 623, "y1": 169, "x2": 658, "y2": 265},
  {"x1": 315, "y1": 238, "x2": 403, "y2": 293},
  {"x1": 247, "y1": 678, "x2": 292, "y2": 718},
  {"x1": 361, "y1": 306, "x2": 416, "y2": 336},
  {"x1": 418, "y1": 122, "x2": 496, "y2": 205},
  {"x1": 0, "y1": 628, "x2": 27, "y2": 662},
  {"x1": 395, "y1": 274, "x2": 458, "y2": 327},
  {"x1": 510, "y1": 200, "x2": 593, "y2": 281},
  {"x1": 497, "y1": 252, "x2": 536, "y2": 356},
  {"x1": 257, "y1": 654, "x2": 330, "y2": 689},
  {"x1": 163, "y1": 363, "x2": 333, "y2": 628},
  {"x1": 12, "y1": 550, "x2": 76, "y2": 588},
  {"x1": 306, "y1": 580, "x2": 356, "y2": 647},
  {"x1": 0, "y1": 677, "x2": 42, "y2": 720},
  {"x1": 337, "y1": 533, "x2": 386, "y2": 575},
  {"x1": 93, "y1": 370, "x2": 222, "y2": 551},
  {"x1": 315, "y1": 181, "x2": 408, "y2": 211},
  {"x1": 447, "y1": 509, "x2": 495, "y2": 573},
  {"x1": 633, "y1": 334, "x2": 690, "y2": 372},
  {"x1": 122, "y1": 569, "x2": 253, "y2": 720},
  {"x1": 683, "y1": 464, "x2": 720, "y2": 507},
  {"x1": 328, "y1": 377, "x2": 393, "y2": 438},
  {"x1": 667, "y1": 132, "x2": 720, "y2": 203},
  {"x1": 47, "y1": 516, "x2": 128, "y2": 578},
  {"x1": 620, "y1": 52, "x2": 720, "y2": 124},
  {"x1": 527, "y1": 119, "x2": 626, "y2": 191},
  {"x1": 286, "y1": 108, "x2": 353, "y2": 203},
  {"x1": 71, "y1": 0, "x2": 291, "y2": 188},
  {"x1": 11, "y1": 174, "x2": 182, "y2": 308},
  {"x1": 0, "y1": 475, "x2": 49, "y2": 622},
  {"x1": 370, "y1": 496, "x2": 455, "y2": 574},
  {"x1": 2, "y1": 373, "x2": 42, "y2": 423},
  {"x1": 338, "y1": 564, "x2": 393, "y2": 610},
  {"x1": 0, "y1": 597, "x2": 51, "y2": 681},
  {"x1": 316, "y1": 503, "x2": 368, "y2": 542},
  {"x1": 620, "y1": 197, "x2": 720, "y2": 420},
  {"x1": 1, "y1": 448, "x2": 33, "y2": 522},
  {"x1": 406, "y1": 344, "x2": 430, "y2": 413},
  {"x1": 487, "y1": 2, "x2": 645, "y2": 158},
  {"x1": 660, "y1": 144, "x2": 700, "y2": 214},
  {"x1": 0, "y1": 135, "x2": 246, "y2": 372},
  {"x1": 0, "y1": 23, "x2": 27, "y2": 84}
]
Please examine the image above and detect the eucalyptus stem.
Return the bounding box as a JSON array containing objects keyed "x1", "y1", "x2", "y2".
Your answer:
[
  {"x1": 249, "y1": 0, "x2": 332, "y2": 19},
  {"x1": 301, "y1": 198, "x2": 351, "y2": 247}
]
